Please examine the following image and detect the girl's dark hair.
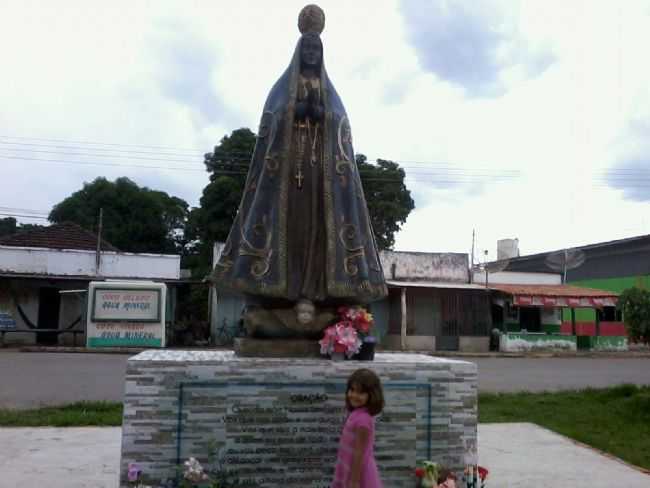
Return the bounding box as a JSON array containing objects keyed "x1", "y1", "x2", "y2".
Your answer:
[
  {"x1": 345, "y1": 368, "x2": 384, "y2": 416},
  {"x1": 437, "y1": 468, "x2": 457, "y2": 484}
]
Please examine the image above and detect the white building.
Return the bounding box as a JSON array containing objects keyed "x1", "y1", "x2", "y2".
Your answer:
[{"x1": 0, "y1": 222, "x2": 180, "y2": 346}]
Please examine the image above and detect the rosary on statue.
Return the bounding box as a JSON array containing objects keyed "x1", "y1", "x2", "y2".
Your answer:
[{"x1": 295, "y1": 119, "x2": 319, "y2": 189}]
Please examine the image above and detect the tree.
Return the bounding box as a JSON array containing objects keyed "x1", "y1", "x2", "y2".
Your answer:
[
  {"x1": 0, "y1": 217, "x2": 17, "y2": 238},
  {"x1": 191, "y1": 128, "x2": 256, "y2": 246},
  {"x1": 49, "y1": 177, "x2": 189, "y2": 254},
  {"x1": 0, "y1": 217, "x2": 44, "y2": 238},
  {"x1": 356, "y1": 154, "x2": 415, "y2": 250},
  {"x1": 194, "y1": 128, "x2": 414, "y2": 255},
  {"x1": 618, "y1": 287, "x2": 650, "y2": 344},
  {"x1": 184, "y1": 129, "x2": 257, "y2": 272},
  {"x1": 204, "y1": 127, "x2": 256, "y2": 183}
]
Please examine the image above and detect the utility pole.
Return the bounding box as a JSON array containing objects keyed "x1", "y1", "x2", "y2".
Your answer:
[
  {"x1": 484, "y1": 250, "x2": 489, "y2": 288},
  {"x1": 95, "y1": 208, "x2": 103, "y2": 276},
  {"x1": 470, "y1": 229, "x2": 475, "y2": 283}
]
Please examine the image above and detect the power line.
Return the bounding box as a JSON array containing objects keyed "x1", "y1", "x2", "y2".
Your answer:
[
  {"x1": 0, "y1": 155, "x2": 520, "y2": 182},
  {"x1": 3, "y1": 146, "x2": 203, "y2": 164},
  {"x1": 4, "y1": 138, "x2": 650, "y2": 184},
  {"x1": 0, "y1": 155, "x2": 206, "y2": 172},
  {"x1": 0, "y1": 136, "x2": 523, "y2": 171},
  {"x1": 7, "y1": 154, "x2": 650, "y2": 187},
  {"x1": 0, "y1": 206, "x2": 49, "y2": 215},
  {"x1": 0, "y1": 135, "x2": 201, "y2": 153},
  {"x1": 0, "y1": 153, "x2": 523, "y2": 181},
  {"x1": 0, "y1": 212, "x2": 49, "y2": 220}
]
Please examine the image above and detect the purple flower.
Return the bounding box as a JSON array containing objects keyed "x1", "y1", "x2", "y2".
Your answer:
[{"x1": 127, "y1": 463, "x2": 141, "y2": 482}]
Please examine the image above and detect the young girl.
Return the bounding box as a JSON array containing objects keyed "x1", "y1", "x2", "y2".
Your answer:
[{"x1": 332, "y1": 368, "x2": 384, "y2": 488}]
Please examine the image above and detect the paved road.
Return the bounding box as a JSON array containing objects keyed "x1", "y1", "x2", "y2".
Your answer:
[
  {"x1": 0, "y1": 352, "x2": 130, "y2": 408},
  {"x1": 1, "y1": 352, "x2": 649, "y2": 408},
  {"x1": 453, "y1": 356, "x2": 650, "y2": 393}
]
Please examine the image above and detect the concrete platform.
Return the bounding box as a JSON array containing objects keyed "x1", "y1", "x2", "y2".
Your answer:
[
  {"x1": 1, "y1": 423, "x2": 648, "y2": 487},
  {"x1": 0, "y1": 427, "x2": 120, "y2": 488},
  {"x1": 120, "y1": 351, "x2": 477, "y2": 487},
  {"x1": 479, "y1": 423, "x2": 650, "y2": 487}
]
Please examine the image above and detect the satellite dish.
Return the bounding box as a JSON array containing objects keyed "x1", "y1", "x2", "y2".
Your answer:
[{"x1": 545, "y1": 249, "x2": 586, "y2": 283}]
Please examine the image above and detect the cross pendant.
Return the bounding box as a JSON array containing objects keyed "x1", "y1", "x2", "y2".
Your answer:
[{"x1": 295, "y1": 168, "x2": 304, "y2": 189}]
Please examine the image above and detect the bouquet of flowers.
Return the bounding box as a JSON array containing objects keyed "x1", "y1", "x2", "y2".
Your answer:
[
  {"x1": 337, "y1": 306, "x2": 375, "y2": 338},
  {"x1": 414, "y1": 460, "x2": 440, "y2": 487},
  {"x1": 414, "y1": 462, "x2": 488, "y2": 488},
  {"x1": 319, "y1": 306, "x2": 376, "y2": 358},
  {"x1": 319, "y1": 322, "x2": 362, "y2": 358},
  {"x1": 463, "y1": 465, "x2": 488, "y2": 488}
]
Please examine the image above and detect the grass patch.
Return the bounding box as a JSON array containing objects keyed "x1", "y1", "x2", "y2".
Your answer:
[
  {"x1": 479, "y1": 385, "x2": 650, "y2": 470},
  {"x1": 0, "y1": 401, "x2": 122, "y2": 427}
]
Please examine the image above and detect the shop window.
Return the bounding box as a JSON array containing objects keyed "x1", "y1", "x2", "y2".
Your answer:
[{"x1": 598, "y1": 307, "x2": 622, "y2": 322}]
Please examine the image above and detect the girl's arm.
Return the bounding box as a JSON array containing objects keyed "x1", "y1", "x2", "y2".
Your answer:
[{"x1": 347, "y1": 426, "x2": 370, "y2": 488}]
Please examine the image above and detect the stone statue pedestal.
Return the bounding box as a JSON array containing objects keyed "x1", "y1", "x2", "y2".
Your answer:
[
  {"x1": 234, "y1": 337, "x2": 321, "y2": 357},
  {"x1": 119, "y1": 351, "x2": 478, "y2": 487}
]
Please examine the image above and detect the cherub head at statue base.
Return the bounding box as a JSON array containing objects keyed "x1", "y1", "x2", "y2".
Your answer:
[
  {"x1": 294, "y1": 298, "x2": 316, "y2": 325},
  {"x1": 242, "y1": 298, "x2": 336, "y2": 339}
]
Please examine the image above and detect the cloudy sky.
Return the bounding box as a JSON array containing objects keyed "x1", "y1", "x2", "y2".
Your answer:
[{"x1": 2, "y1": 0, "x2": 650, "y2": 262}]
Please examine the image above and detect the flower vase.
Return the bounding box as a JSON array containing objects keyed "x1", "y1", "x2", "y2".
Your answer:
[
  {"x1": 330, "y1": 351, "x2": 345, "y2": 361},
  {"x1": 354, "y1": 336, "x2": 376, "y2": 361}
]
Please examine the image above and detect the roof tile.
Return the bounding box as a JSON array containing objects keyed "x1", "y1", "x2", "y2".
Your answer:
[{"x1": 0, "y1": 222, "x2": 119, "y2": 252}]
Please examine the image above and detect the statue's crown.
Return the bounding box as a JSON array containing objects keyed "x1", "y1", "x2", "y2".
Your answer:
[{"x1": 298, "y1": 4, "x2": 325, "y2": 35}]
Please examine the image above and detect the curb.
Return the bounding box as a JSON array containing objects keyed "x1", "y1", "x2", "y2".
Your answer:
[
  {"x1": 12, "y1": 346, "x2": 234, "y2": 354},
  {"x1": 6, "y1": 346, "x2": 650, "y2": 358}
]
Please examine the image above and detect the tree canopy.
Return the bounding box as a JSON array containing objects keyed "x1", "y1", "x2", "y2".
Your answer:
[
  {"x1": 49, "y1": 177, "x2": 189, "y2": 254},
  {"x1": 0, "y1": 217, "x2": 17, "y2": 238},
  {"x1": 618, "y1": 287, "x2": 650, "y2": 344},
  {"x1": 192, "y1": 128, "x2": 414, "y2": 253},
  {"x1": 355, "y1": 154, "x2": 415, "y2": 250},
  {"x1": 0, "y1": 217, "x2": 44, "y2": 238}
]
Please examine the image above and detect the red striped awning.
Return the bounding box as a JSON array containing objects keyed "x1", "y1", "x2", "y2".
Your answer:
[{"x1": 490, "y1": 284, "x2": 618, "y2": 308}]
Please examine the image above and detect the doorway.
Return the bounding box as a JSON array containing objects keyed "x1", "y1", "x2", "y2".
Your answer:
[
  {"x1": 37, "y1": 287, "x2": 60, "y2": 345},
  {"x1": 519, "y1": 306, "x2": 541, "y2": 332}
]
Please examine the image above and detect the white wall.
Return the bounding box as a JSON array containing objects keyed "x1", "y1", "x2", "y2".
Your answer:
[
  {"x1": 0, "y1": 246, "x2": 180, "y2": 280},
  {"x1": 380, "y1": 251, "x2": 468, "y2": 282},
  {"x1": 473, "y1": 270, "x2": 561, "y2": 285},
  {"x1": 0, "y1": 279, "x2": 87, "y2": 345}
]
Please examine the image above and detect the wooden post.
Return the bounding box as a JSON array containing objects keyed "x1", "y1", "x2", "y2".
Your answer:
[
  {"x1": 571, "y1": 308, "x2": 576, "y2": 336},
  {"x1": 400, "y1": 287, "x2": 407, "y2": 351},
  {"x1": 95, "y1": 208, "x2": 103, "y2": 275}
]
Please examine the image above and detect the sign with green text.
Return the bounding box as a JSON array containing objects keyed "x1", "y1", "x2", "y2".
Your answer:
[{"x1": 87, "y1": 282, "x2": 166, "y2": 348}]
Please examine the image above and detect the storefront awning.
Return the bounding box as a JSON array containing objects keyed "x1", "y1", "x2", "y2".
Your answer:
[{"x1": 489, "y1": 284, "x2": 618, "y2": 308}]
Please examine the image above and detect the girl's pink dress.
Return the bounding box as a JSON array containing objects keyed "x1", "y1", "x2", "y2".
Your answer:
[{"x1": 331, "y1": 407, "x2": 383, "y2": 488}]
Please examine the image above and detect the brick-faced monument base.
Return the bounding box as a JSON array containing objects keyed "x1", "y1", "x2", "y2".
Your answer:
[{"x1": 119, "y1": 351, "x2": 478, "y2": 488}]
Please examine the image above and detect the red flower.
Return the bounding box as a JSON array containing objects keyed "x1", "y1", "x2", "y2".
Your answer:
[
  {"x1": 333, "y1": 342, "x2": 346, "y2": 353},
  {"x1": 415, "y1": 468, "x2": 425, "y2": 478},
  {"x1": 478, "y1": 466, "x2": 488, "y2": 480},
  {"x1": 357, "y1": 320, "x2": 370, "y2": 333}
]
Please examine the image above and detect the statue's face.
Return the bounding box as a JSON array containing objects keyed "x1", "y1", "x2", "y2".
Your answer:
[
  {"x1": 300, "y1": 36, "x2": 322, "y2": 68},
  {"x1": 295, "y1": 303, "x2": 315, "y2": 325}
]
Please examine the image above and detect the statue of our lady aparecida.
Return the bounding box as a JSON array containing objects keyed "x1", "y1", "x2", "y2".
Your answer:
[{"x1": 211, "y1": 5, "x2": 387, "y2": 339}]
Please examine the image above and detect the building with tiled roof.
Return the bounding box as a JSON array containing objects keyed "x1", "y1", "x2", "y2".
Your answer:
[
  {"x1": 0, "y1": 222, "x2": 181, "y2": 347},
  {"x1": 0, "y1": 222, "x2": 119, "y2": 252}
]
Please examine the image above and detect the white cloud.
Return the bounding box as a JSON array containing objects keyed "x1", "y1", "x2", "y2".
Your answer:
[{"x1": 1, "y1": 0, "x2": 650, "y2": 259}]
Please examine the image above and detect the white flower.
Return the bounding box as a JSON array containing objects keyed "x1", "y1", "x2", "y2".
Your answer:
[{"x1": 183, "y1": 457, "x2": 209, "y2": 483}]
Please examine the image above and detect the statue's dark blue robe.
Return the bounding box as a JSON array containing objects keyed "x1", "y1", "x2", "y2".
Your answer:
[{"x1": 212, "y1": 37, "x2": 387, "y2": 305}]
